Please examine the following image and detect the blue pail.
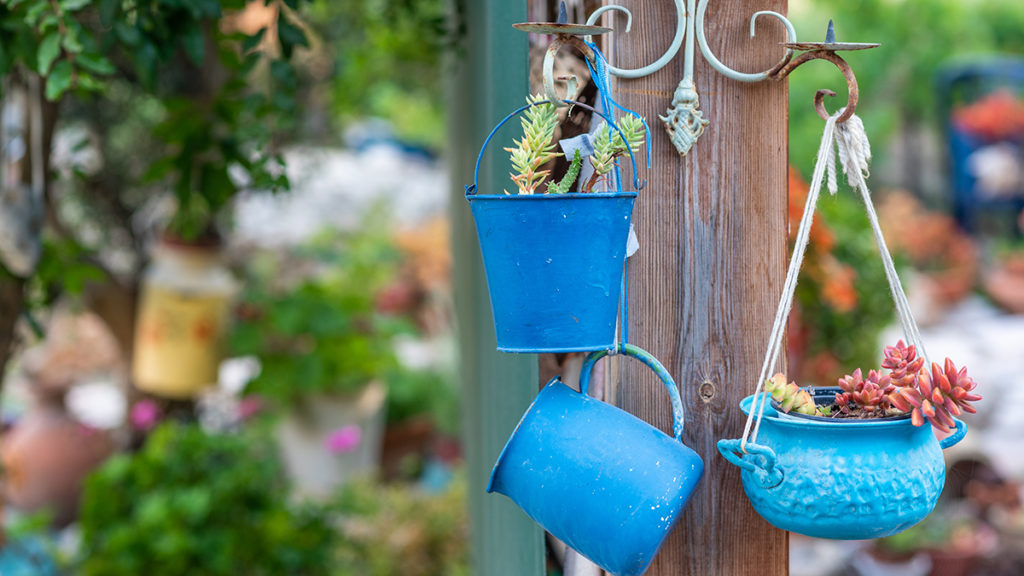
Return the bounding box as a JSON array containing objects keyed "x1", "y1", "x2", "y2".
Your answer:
[
  {"x1": 468, "y1": 192, "x2": 635, "y2": 352},
  {"x1": 488, "y1": 344, "x2": 704, "y2": 576},
  {"x1": 465, "y1": 99, "x2": 645, "y2": 353},
  {"x1": 718, "y1": 393, "x2": 967, "y2": 540}
]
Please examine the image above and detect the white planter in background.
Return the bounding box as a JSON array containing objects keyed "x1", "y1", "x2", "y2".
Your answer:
[{"x1": 276, "y1": 381, "x2": 387, "y2": 500}]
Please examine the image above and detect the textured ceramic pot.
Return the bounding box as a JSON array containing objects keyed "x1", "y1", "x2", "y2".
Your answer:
[{"x1": 718, "y1": 393, "x2": 966, "y2": 540}]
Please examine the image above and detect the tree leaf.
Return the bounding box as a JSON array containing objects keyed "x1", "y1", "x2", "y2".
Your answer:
[
  {"x1": 276, "y1": 16, "x2": 307, "y2": 59},
  {"x1": 180, "y1": 22, "x2": 204, "y2": 66},
  {"x1": 44, "y1": 59, "x2": 73, "y2": 100},
  {"x1": 60, "y1": 0, "x2": 92, "y2": 11},
  {"x1": 37, "y1": 32, "x2": 61, "y2": 74}
]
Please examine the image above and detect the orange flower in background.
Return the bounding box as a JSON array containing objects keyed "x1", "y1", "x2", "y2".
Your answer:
[
  {"x1": 821, "y1": 258, "x2": 858, "y2": 313},
  {"x1": 953, "y1": 89, "x2": 1024, "y2": 141},
  {"x1": 789, "y1": 166, "x2": 835, "y2": 251}
]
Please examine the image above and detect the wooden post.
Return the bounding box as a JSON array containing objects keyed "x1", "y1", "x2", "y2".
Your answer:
[
  {"x1": 611, "y1": 1, "x2": 790, "y2": 574},
  {"x1": 448, "y1": 1, "x2": 546, "y2": 575}
]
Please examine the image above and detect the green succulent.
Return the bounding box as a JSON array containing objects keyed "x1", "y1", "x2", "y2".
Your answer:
[
  {"x1": 585, "y1": 114, "x2": 646, "y2": 192},
  {"x1": 547, "y1": 149, "x2": 583, "y2": 194},
  {"x1": 504, "y1": 94, "x2": 562, "y2": 195}
]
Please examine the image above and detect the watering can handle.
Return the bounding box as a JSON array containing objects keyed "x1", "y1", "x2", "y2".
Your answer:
[
  {"x1": 939, "y1": 419, "x2": 967, "y2": 450},
  {"x1": 716, "y1": 439, "x2": 784, "y2": 489},
  {"x1": 579, "y1": 343, "x2": 684, "y2": 441},
  {"x1": 464, "y1": 99, "x2": 647, "y2": 196}
]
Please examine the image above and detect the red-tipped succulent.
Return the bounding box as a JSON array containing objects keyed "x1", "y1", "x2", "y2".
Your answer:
[
  {"x1": 836, "y1": 368, "x2": 895, "y2": 415},
  {"x1": 890, "y1": 358, "x2": 981, "y2": 433},
  {"x1": 881, "y1": 340, "x2": 925, "y2": 388}
]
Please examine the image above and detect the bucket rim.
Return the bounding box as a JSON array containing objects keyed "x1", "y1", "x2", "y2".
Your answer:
[
  {"x1": 740, "y1": 393, "x2": 917, "y2": 431},
  {"x1": 467, "y1": 191, "x2": 638, "y2": 202},
  {"x1": 487, "y1": 376, "x2": 568, "y2": 493}
]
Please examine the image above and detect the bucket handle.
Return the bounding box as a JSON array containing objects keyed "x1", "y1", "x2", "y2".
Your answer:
[
  {"x1": 939, "y1": 419, "x2": 967, "y2": 450},
  {"x1": 579, "y1": 343, "x2": 684, "y2": 442},
  {"x1": 464, "y1": 99, "x2": 647, "y2": 196},
  {"x1": 716, "y1": 439, "x2": 785, "y2": 489}
]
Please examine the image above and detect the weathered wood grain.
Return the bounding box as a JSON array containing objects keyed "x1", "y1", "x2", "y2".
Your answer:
[{"x1": 610, "y1": 1, "x2": 790, "y2": 574}]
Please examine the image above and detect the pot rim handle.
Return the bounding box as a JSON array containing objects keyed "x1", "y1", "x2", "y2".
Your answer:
[
  {"x1": 939, "y1": 419, "x2": 967, "y2": 450},
  {"x1": 579, "y1": 343, "x2": 683, "y2": 441},
  {"x1": 464, "y1": 99, "x2": 646, "y2": 196},
  {"x1": 717, "y1": 439, "x2": 784, "y2": 489}
]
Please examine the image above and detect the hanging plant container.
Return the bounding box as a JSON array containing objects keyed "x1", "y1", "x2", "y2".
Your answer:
[
  {"x1": 719, "y1": 111, "x2": 982, "y2": 541},
  {"x1": 719, "y1": 392, "x2": 965, "y2": 540},
  {"x1": 132, "y1": 236, "x2": 237, "y2": 398},
  {"x1": 465, "y1": 99, "x2": 646, "y2": 353},
  {"x1": 488, "y1": 344, "x2": 703, "y2": 576}
]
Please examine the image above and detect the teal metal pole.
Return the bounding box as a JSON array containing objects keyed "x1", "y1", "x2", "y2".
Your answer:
[{"x1": 447, "y1": 0, "x2": 545, "y2": 574}]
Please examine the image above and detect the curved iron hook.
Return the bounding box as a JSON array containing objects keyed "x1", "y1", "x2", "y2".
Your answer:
[
  {"x1": 542, "y1": 35, "x2": 596, "y2": 106},
  {"x1": 772, "y1": 50, "x2": 859, "y2": 123}
]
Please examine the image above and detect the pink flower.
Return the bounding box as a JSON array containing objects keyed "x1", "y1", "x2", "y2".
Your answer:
[
  {"x1": 130, "y1": 400, "x2": 162, "y2": 431},
  {"x1": 324, "y1": 425, "x2": 362, "y2": 455},
  {"x1": 237, "y1": 395, "x2": 264, "y2": 421}
]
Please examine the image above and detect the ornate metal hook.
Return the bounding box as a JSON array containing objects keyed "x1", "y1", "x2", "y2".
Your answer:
[{"x1": 578, "y1": 2, "x2": 878, "y2": 155}]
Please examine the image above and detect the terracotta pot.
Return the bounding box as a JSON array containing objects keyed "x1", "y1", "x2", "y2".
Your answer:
[{"x1": 1, "y1": 398, "x2": 114, "y2": 526}]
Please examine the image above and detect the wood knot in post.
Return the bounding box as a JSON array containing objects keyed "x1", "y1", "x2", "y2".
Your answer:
[{"x1": 698, "y1": 379, "x2": 717, "y2": 403}]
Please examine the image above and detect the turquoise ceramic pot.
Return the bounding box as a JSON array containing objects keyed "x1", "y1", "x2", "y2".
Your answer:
[{"x1": 718, "y1": 393, "x2": 966, "y2": 540}]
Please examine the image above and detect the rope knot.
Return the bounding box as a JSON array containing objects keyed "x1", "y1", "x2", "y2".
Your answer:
[{"x1": 825, "y1": 111, "x2": 872, "y2": 194}]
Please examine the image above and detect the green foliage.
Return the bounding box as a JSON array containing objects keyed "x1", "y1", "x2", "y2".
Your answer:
[
  {"x1": 789, "y1": 0, "x2": 1024, "y2": 182},
  {"x1": 1, "y1": 0, "x2": 313, "y2": 243},
  {"x1": 386, "y1": 366, "x2": 459, "y2": 435},
  {"x1": 229, "y1": 220, "x2": 407, "y2": 407},
  {"x1": 504, "y1": 94, "x2": 562, "y2": 195},
  {"x1": 586, "y1": 114, "x2": 646, "y2": 192},
  {"x1": 77, "y1": 422, "x2": 335, "y2": 576},
  {"x1": 547, "y1": 149, "x2": 583, "y2": 194},
  {"x1": 331, "y1": 473, "x2": 470, "y2": 576},
  {"x1": 25, "y1": 234, "x2": 104, "y2": 309},
  {"x1": 307, "y1": 0, "x2": 453, "y2": 149}
]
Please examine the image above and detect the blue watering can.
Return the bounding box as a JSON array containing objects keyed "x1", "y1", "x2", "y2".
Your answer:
[
  {"x1": 488, "y1": 344, "x2": 704, "y2": 576},
  {"x1": 465, "y1": 100, "x2": 644, "y2": 353},
  {"x1": 718, "y1": 393, "x2": 967, "y2": 540}
]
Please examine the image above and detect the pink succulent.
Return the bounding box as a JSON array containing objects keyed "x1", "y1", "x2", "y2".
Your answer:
[
  {"x1": 890, "y1": 359, "x2": 981, "y2": 433},
  {"x1": 882, "y1": 340, "x2": 925, "y2": 388}
]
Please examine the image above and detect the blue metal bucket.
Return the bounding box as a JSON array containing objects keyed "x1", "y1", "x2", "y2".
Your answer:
[
  {"x1": 717, "y1": 393, "x2": 967, "y2": 540},
  {"x1": 468, "y1": 192, "x2": 636, "y2": 352},
  {"x1": 488, "y1": 344, "x2": 704, "y2": 576},
  {"x1": 465, "y1": 99, "x2": 645, "y2": 353}
]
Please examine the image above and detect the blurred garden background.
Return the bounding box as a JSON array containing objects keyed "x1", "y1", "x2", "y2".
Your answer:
[{"x1": 0, "y1": 0, "x2": 1021, "y2": 575}]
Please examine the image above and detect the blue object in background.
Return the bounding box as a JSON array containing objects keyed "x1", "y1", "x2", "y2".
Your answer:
[
  {"x1": 718, "y1": 393, "x2": 966, "y2": 540},
  {"x1": 488, "y1": 344, "x2": 704, "y2": 576},
  {"x1": 0, "y1": 536, "x2": 59, "y2": 576},
  {"x1": 938, "y1": 57, "x2": 1024, "y2": 233}
]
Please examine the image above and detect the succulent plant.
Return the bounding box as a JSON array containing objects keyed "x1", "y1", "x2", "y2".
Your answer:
[
  {"x1": 881, "y1": 340, "x2": 925, "y2": 388},
  {"x1": 766, "y1": 373, "x2": 817, "y2": 415},
  {"x1": 836, "y1": 368, "x2": 895, "y2": 415},
  {"x1": 584, "y1": 114, "x2": 647, "y2": 193},
  {"x1": 547, "y1": 149, "x2": 583, "y2": 194},
  {"x1": 504, "y1": 94, "x2": 562, "y2": 195},
  {"x1": 890, "y1": 359, "x2": 982, "y2": 433}
]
